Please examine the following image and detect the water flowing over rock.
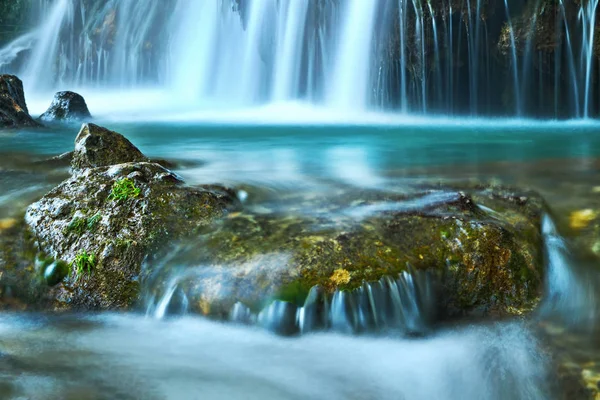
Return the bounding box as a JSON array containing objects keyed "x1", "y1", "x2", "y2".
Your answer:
[
  {"x1": 0, "y1": 74, "x2": 39, "y2": 128},
  {"x1": 146, "y1": 186, "x2": 547, "y2": 333},
  {"x1": 24, "y1": 124, "x2": 237, "y2": 310},
  {"x1": 39, "y1": 91, "x2": 92, "y2": 122}
]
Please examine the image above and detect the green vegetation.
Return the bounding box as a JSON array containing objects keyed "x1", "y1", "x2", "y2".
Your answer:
[
  {"x1": 115, "y1": 238, "x2": 134, "y2": 249},
  {"x1": 108, "y1": 178, "x2": 141, "y2": 202},
  {"x1": 64, "y1": 213, "x2": 102, "y2": 235},
  {"x1": 72, "y1": 249, "x2": 97, "y2": 278},
  {"x1": 87, "y1": 213, "x2": 102, "y2": 230}
]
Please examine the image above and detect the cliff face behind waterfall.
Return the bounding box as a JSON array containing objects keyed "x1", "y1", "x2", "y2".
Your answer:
[
  {"x1": 0, "y1": 0, "x2": 29, "y2": 44},
  {"x1": 0, "y1": 0, "x2": 599, "y2": 118}
]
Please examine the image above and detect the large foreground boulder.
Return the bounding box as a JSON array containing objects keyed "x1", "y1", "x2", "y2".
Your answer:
[
  {"x1": 39, "y1": 91, "x2": 92, "y2": 122},
  {"x1": 24, "y1": 123, "x2": 236, "y2": 309},
  {"x1": 145, "y1": 185, "x2": 546, "y2": 324},
  {"x1": 0, "y1": 75, "x2": 40, "y2": 128}
]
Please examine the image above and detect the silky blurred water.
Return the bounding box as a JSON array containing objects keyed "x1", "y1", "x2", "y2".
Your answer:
[
  {"x1": 0, "y1": 314, "x2": 551, "y2": 400},
  {"x1": 1, "y1": 121, "x2": 599, "y2": 399}
]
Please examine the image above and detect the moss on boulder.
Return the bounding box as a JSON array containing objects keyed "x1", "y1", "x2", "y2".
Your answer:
[
  {"x1": 152, "y1": 186, "x2": 546, "y2": 319},
  {"x1": 24, "y1": 124, "x2": 237, "y2": 310}
]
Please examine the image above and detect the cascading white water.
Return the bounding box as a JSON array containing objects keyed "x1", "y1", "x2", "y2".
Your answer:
[
  {"x1": 0, "y1": 0, "x2": 599, "y2": 118},
  {"x1": 0, "y1": 313, "x2": 552, "y2": 400},
  {"x1": 272, "y1": 0, "x2": 310, "y2": 102},
  {"x1": 148, "y1": 264, "x2": 437, "y2": 336},
  {"x1": 327, "y1": 0, "x2": 378, "y2": 109},
  {"x1": 21, "y1": 0, "x2": 73, "y2": 92},
  {"x1": 540, "y1": 215, "x2": 597, "y2": 327},
  {"x1": 502, "y1": 0, "x2": 521, "y2": 115},
  {"x1": 582, "y1": 0, "x2": 600, "y2": 118}
]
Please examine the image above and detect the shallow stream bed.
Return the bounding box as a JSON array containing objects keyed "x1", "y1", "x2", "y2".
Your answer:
[{"x1": 1, "y1": 121, "x2": 599, "y2": 399}]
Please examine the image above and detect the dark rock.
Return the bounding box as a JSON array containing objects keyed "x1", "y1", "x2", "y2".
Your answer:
[
  {"x1": 0, "y1": 75, "x2": 40, "y2": 129},
  {"x1": 24, "y1": 125, "x2": 237, "y2": 310},
  {"x1": 39, "y1": 91, "x2": 92, "y2": 122},
  {"x1": 71, "y1": 123, "x2": 148, "y2": 171}
]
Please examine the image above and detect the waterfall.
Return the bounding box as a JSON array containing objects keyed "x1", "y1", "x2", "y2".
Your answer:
[
  {"x1": 582, "y1": 0, "x2": 600, "y2": 118},
  {"x1": 502, "y1": 0, "x2": 521, "y2": 116},
  {"x1": 1, "y1": 0, "x2": 599, "y2": 118},
  {"x1": 21, "y1": 0, "x2": 73, "y2": 92},
  {"x1": 248, "y1": 269, "x2": 437, "y2": 336},
  {"x1": 272, "y1": 0, "x2": 310, "y2": 102},
  {"x1": 327, "y1": 0, "x2": 378, "y2": 109}
]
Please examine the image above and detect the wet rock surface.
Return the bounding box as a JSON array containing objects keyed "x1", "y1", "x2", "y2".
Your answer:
[
  {"x1": 22, "y1": 124, "x2": 237, "y2": 310},
  {"x1": 39, "y1": 91, "x2": 92, "y2": 122},
  {"x1": 0, "y1": 75, "x2": 40, "y2": 129},
  {"x1": 71, "y1": 123, "x2": 148, "y2": 171},
  {"x1": 146, "y1": 183, "x2": 547, "y2": 321}
]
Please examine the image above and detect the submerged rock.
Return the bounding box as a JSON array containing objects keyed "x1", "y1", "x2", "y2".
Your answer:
[
  {"x1": 24, "y1": 124, "x2": 236, "y2": 310},
  {"x1": 39, "y1": 91, "x2": 92, "y2": 122},
  {"x1": 0, "y1": 75, "x2": 40, "y2": 129}
]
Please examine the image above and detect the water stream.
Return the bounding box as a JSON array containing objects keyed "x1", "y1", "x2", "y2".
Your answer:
[{"x1": 0, "y1": 121, "x2": 599, "y2": 398}]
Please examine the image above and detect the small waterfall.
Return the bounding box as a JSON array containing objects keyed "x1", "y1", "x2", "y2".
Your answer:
[
  {"x1": 233, "y1": 269, "x2": 438, "y2": 336},
  {"x1": 540, "y1": 215, "x2": 597, "y2": 327},
  {"x1": 146, "y1": 263, "x2": 437, "y2": 336}
]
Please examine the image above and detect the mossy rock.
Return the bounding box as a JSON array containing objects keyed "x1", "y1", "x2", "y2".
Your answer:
[
  {"x1": 149, "y1": 187, "x2": 546, "y2": 319},
  {"x1": 0, "y1": 218, "x2": 42, "y2": 310},
  {"x1": 39, "y1": 91, "x2": 92, "y2": 123},
  {"x1": 24, "y1": 125, "x2": 237, "y2": 310},
  {"x1": 71, "y1": 123, "x2": 148, "y2": 171}
]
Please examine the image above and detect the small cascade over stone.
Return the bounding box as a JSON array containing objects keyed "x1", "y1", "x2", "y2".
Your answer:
[
  {"x1": 540, "y1": 214, "x2": 598, "y2": 327},
  {"x1": 147, "y1": 267, "x2": 438, "y2": 336},
  {"x1": 1, "y1": 0, "x2": 599, "y2": 117}
]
